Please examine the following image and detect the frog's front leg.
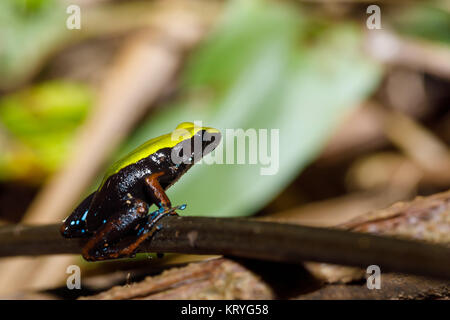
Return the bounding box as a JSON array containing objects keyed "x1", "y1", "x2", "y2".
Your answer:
[
  {"x1": 144, "y1": 171, "x2": 172, "y2": 210},
  {"x1": 81, "y1": 198, "x2": 149, "y2": 261},
  {"x1": 144, "y1": 171, "x2": 181, "y2": 216}
]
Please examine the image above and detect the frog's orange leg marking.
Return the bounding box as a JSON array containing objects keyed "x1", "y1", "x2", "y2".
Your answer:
[{"x1": 144, "y1": 172, "x2": 171, "y2": 209}]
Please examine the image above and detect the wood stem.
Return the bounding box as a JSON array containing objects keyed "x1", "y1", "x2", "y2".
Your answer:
[{"x1": 0, "y1": 216, "x2": 449, "y2": 280}]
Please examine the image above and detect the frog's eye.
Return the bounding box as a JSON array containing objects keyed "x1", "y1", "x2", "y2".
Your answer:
[{"x1": 175, "y1": 122, "x2": 195, "y2": 130}]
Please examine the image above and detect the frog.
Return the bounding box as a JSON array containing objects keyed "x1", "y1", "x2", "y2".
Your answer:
[{"x1": 60, "y1": 122, "x2": 221, "y2": 261}]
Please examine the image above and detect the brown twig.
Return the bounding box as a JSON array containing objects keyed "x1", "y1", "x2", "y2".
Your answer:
[{"x1": 0, "y1": 216, "x2": 449, "y2": 280}]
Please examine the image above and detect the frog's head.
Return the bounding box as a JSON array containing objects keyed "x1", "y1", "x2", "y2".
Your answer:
[{"x1": 168, "y1": 122, "x2": 222, "y2": 168}]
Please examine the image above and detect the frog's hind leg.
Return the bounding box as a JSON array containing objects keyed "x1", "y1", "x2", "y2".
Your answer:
[
  {"x1": 82, "y1": 205, "x2": 181, "y2": 261},
  {"x1": 60, "y1": 192, "x2": 97, "y2": 238},
  {"x1": 97, "y1": 206, "x2": 182, "y2": 260},
  {"x1": 144, "y1": 172, "x2": 172, "y2": 210},
  {"x1": 83, "y1": 172, "x2": 179, "y2": 261},
  {"x1": 99, "y1": 173, "x2": 185, "y2": 258},
  {"x1": 81, "y1": 198, "x2": 149, "y2": 261},
  {"x1": 103, "y1": 172, "x2": 185, "y2": 259}
]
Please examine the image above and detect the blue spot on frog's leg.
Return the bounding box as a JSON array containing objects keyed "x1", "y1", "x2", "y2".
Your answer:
[
  {"x1": 81, "y1": 209, "x2": 89, "y2": 221},
  {"x1": 149, "y1": 209, "x2": 159, "y2": 219}
]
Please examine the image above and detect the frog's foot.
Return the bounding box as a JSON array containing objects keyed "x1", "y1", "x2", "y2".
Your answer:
[
  {"x1": 146, "y1": 203, "x2": 185, "y2": 222},
  {"x1": 133, "y1": 203, "x2": 186, "y2": 240}
]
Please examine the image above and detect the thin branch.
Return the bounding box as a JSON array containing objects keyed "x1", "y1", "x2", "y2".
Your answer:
[{"x1": 0, "y1": 216, "x2": 449, "y2": 280}]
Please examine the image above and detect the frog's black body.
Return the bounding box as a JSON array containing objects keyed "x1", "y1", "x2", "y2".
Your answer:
[
  {"x1": 61, "y1": 127, "x2": 221, "y2": 261},
  {"x1": 77, "y1": 147, "x2": 189, "y2": 235}
]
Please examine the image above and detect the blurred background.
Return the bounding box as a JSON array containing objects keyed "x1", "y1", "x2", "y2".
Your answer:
[{"x1": 0, "y1": 0, "x2": 449, "y2": 298}]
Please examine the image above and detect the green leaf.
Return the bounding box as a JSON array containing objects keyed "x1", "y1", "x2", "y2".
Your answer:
[
  {"x1": 390, "y1": 4, "x2": 450, "y2": 44},
  {"x1": 0, "y1": 0, "x2": 68, "y2": 88},
  {"x1": 0, "y1": 81, "x2": 92, "y2": 181}
]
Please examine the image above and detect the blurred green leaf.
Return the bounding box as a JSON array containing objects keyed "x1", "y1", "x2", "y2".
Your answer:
[
  {"x1": 0, "y1": 0, "x2": 68, "y2": 89},
  {"x1": 0, "y1": 81, "x2": 92, "y2": 181},
  {"x1": 117, "y1": 0, "x2": 382, "y2": 217},
  {"x1": 391, "y1": 4, "x2": 450, "y2": 44}
]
